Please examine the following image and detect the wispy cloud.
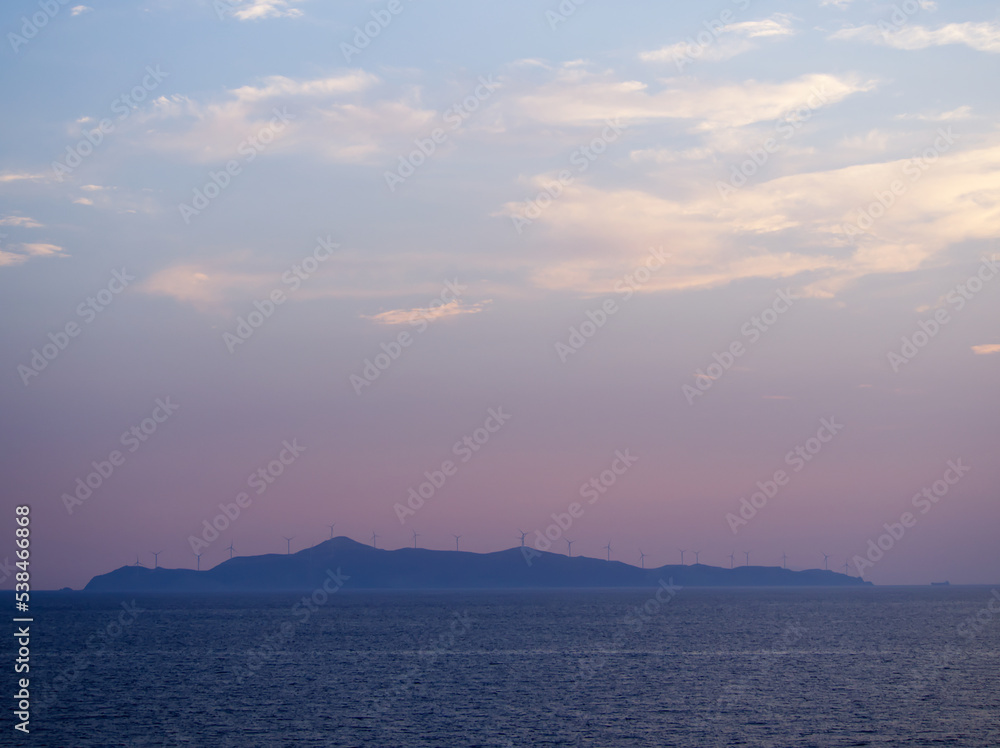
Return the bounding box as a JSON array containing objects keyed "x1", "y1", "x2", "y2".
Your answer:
[
  {"x1": 0, "y1": 216, "x2": 42, "y2": 228},
  {"x1": 831, "y1": 21, "x2": 1000, "y2": 53},
  {"x1": 363, "y1": 300, "x2": 491, "y2": 326},
  {"x1": 227, "y1": 0, "x2": 304, "y2": 21},
  {"x1": 971, "y1": 344, "x2": 1000, "y2": 355},
  {"x1": 640, "y1": 13, "x2": 796, "y2": 65}
]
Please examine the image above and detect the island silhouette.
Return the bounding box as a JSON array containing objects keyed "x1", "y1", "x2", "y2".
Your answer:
[{"x1": 82, "y1": 537, "x2": 871, "y2": 592}]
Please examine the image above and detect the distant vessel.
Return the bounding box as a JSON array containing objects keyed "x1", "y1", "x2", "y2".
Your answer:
[{"x1": 931, "y1": 581, "x2": 951, "y2": 586}]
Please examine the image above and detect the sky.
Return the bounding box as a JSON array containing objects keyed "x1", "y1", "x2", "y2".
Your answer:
[{"x1": 1, "y1": 0, "x2": 998, "y2": 589}]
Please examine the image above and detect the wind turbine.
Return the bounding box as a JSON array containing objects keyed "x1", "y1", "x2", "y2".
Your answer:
[
  {"x1": 283, "y1": 536, "x2": 294, "y2": 555},
  {"x1": 151, "y1": 550, "x2": 162, "y2": 569},
  {"x1": 518, "y1": 530, "x2": 527, "y2": 547},
  {"x1": 842, "y1": 560, "x2": 850, "y2": 575},
  {"x1": 452, "y1": 534, "x2": 461, "y2": 551},
  {"x1": 327, "y1": 523, "x2": 336, "y2": 539},
  {"x1": 781, "y1": 552, "x2": 788, "y2": 569},
  {"x1": 639, "y1": 550, "x2": 646, "y2": 569},
  {"x1": 412, "y1": 530, "x2": 420, "y2": 549},
  {"x1": 679, "y1": 549, "x2": 687, "y2": 566},
  {"x1": 371, "y1": 532, "x2": 378, "y2": 549},
  {"x1": 226, "y1": 542, "x2": 235, "y2": 560},
  {"x1": 194, "y1": 552, "x2": 202, "y2": 571},
  {"x1": 822, "y1": 552, "x2": 831, "y2": 570},
  {"x1": 728, "y1": 552, "x2": 736, "y2": 569},
  {"x1": 565, "y1": 538, "x2": 574, "y2": 557},
  {"x1": 693, "y1": 550, "x2": 701, "y2": 565},
  {"x1": 604, "y1": 542, "x2": 612, "y2": 562},
  {"x1": 744, "y1": 551, "x2": 751, "y2": 566}
]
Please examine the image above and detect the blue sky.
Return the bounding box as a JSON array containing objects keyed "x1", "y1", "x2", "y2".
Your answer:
[{"x1": 2, "y1": 0, "x2": 999, "y2": 588}]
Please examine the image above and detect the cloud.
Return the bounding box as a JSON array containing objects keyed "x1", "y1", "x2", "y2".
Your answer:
[
  {"x1": 0, "y1": 243, "x2": 67, "y2": 268},
  {"x1": 0, "y1": 216, "x2": 42, "y2": 227},
  {"x1": 134, "y1": 71, "x2": 436, "y2": 164},
  {"x1": 831, "y1": 21, "x2": 1000, "y2": 53},
  {"x1": 495, "y1": 137, "x2": 1000, "y2": 298},
  {"x1": 895, "y1": 106, "x2": 973, "y2": 122},
  {"x1": 227, "y1": 0, "x2": 304, "y2": 21},
  {"x1": 504, "y1": 66, "x2": 875, "y2": 131},
  {"x1": 0, "y1": 172, "x2": 45, "y2": 183},
  {"x1": 73, "y1": 198, "x2": 94, "y2": 205},
  {"x1": 640, "y1": 13, "x2": 796, "y2": 65},
  {"x1": 70, "y1": 5, "x2": 93, "y2": 15},
  {"x1": 971, "y1": 344, "x2": 1000, "y2": 355},
  {"x1": 362, "y1": 300, "x2": 491, "y2": 326}
]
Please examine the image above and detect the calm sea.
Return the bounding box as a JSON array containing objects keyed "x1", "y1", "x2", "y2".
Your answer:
[{"x1": 22, "y1": 587, "x2": 1000, "y2": 746}]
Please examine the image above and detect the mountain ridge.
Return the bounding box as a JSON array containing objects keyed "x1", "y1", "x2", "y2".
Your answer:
[{"x1": 82, "y1": 536, "x2": 871, "y2": 592}]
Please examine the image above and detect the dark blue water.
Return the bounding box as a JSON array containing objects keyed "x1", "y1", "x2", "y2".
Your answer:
[{"x1": 19, "y1": 587, "x2": 1000, "y2": 746}]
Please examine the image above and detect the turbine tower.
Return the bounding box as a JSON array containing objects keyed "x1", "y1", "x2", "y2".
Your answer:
[
  {"x1": 693, "y1": 550, "x2": 701, "y2": 565},
  {"x1": 518, "y1": 530, "x2": 527, "y2": 547},
  {"x1": 452, "y1": 534, "x2": 461, "y2": 551},
  {"x1": 679, "y1": 549, "x2": 687, "y2": 566},
  {"x1": 371, "y1": 531, "x2": 378, "y2": 549},
  {"x1": 639, "y1": 550, "x2": 646, "y2": 569},
  {"x1": 194, "y1": 552, "x2": 202, "y2": 571},
  {"x1": 283, "y1": 536, "x2": 294, "y2": 555},
  {"x1": 151, "y1": 550, "x2": 162, "y2": 569},
  {"x1": 565, "y1": 538, "x2": 574, "y2": 557},
  {"x1": 327, "y1": 523, "x2": 336, "y2": 539},
  {"x1": 744, "y1": 551, "x2": 751, "y2": 566},
  {"x1": 822, "y1": 552, "x2": 831, "y2": 570},
  {"x1": 604, "y1": 542, "x2": 612, "y2": 562},
  {"x1": 781, "y1": 552, "x2": 788, "y2": 569},
  {"x1": 843, "y1": 560, "x2": 850, "y2": 575},
  {"x1": 728, "y1": 552, "x2": 736, "y2": 569},
  {"x1": 412, "y1": 530, "x2": 420, "y2": 549},
  {"x1": 134, "y1": 555, "x2": 142, "y2": 567},
  {"x1": 226, "y1": 542, "x2": 235, "y2": 560}
]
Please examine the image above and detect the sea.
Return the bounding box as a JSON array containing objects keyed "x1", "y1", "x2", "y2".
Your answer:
[{"x1": 22, "y1": 586, "x2": 1000, "y2": 747}]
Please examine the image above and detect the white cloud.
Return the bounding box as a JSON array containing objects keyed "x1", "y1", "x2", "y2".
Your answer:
[
  {"x1": 971, "y1": 344, "x2": 1000, "y2": 355},
  {"x1": 831, "y1": 21, "x2": 1000, "y2": 53},
  {"x1": 227, "y1": 0, "x2": 304, "y2": 21},
  {"x1": 0, "y1": 172, "x2": 45, "y2": 183},
  {"x1": 895, "y1": 106, "x2": 973, "y2": 122},
  {"x1": 135, "y1": 71, "x2": 436, "y2": 164},
  {"x1": 505, "y1": 66, "x2": 876, "y2": 131},
  {"x1": 70, "y1": 5, "x2": 93, "y2": 16},
  {"x1": 0, "y1": 243, "x2": 67, "y2": 268},
  {"x1": 362, "y1": 300, "x2": 491, "y2": 326},
  {"x1": 640, "y1": 13, "x2": 795, "y2": 65},
  {"x1": 0, "y1": 216, "x2": 42, "y2": 227}
]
